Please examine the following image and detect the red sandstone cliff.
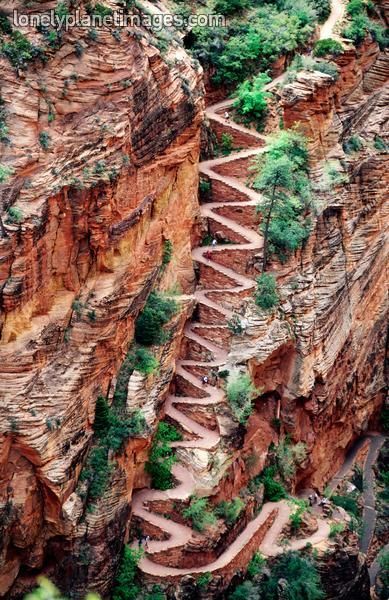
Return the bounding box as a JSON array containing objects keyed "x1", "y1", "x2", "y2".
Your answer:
[{"x1": 0, "y1": 0, "x2": 203, "y2": 595}]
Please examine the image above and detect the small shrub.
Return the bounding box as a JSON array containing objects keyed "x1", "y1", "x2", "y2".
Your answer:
[
  {"x1": 197, "y1": 572, "x2": 212, "y2": 589},
  {"x1": 130, "y1": 346, "x2": 159, "y2": 375},
  {"x1": 2, "y1": 31, "x2": 44, "y2": 70},
  {"x1": 233, "y1": 73, "x2": 271, "y2": 130},
  {"x1": 146, "y1": 422, "x2": 182, "y2": 490},
  {"x1": 0, "y1": 163, "x2": 13, "y2": 183},
  {"x1": 329, "y1": 522, "x2": 345, "y2": 538},
  {"x1": 215, "y1": 497, "x2": 245, "y2": 525},
  {"x1": 39, "y1": 131, "x2": 51, "y2": 150},
  {"x1": 275, "y1": 438, "x2": 307, "y2": 481},
  {"x1": 226, "y1": 371, "x2": 258, "y2": 425},
  {"x1": 135, "y1": 291, "x2": 177, "y2": 346},
  {"x1": 289, "y1": 500, "x2": 308, "y2": 532},
  {"x1": 343, "y1": 135, "x2": 364, "y2": 154},
  {"x1": 331, "y1": 494, "x2": 360, "y2": 517},
  {"x1": 88, "y1": 28, "x2": 98, "y2": 41},
  {"x1": 220, "y1": 132, "x2": 234, "y2": 156},
  {"x1": 183, "y1": 495, "x2": 217, "y2": 532},
  {"x1": 314, "y1": 38, "x2": 344, "y2": 57},
  {"x1": 378, "y1": 549, "x2": 389, "y2": 590},
  {"x1": 86, "y1": 2, "x2": 113, "y2": 18},
  {"x1": 162, "y1": 240, "x2": 173, "y2": 267},
  {"x1": 6, "y1": 206, "x2": 23, "y2": 223},
  {"x1": 218, "y1": 369, "x2": 230, "y2": 379},
  {"x1": 255, "y1": 273, "x2": 279, "y2": 311},
  {"x1": 374, "y1": 136, "x2": 387, "y2": 152},
  {"x1": 261, "y1": 466, "x2": 288, "y2": 501},
  {"x1": 351, "y1": 465, "x2": 364, "y2": 492},
  {"x1": 199, "y1": 177, "x2": 211, "y2": 199},
  {"x1": 247, "y1": 552, "x2": 265, "y2": 579}
]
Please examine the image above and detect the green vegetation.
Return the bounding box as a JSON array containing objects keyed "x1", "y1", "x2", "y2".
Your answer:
[
  {"x1": 0, "y1": 163, "x2": 13, "y2": 183},
  {"x1": 342, "y1": 0, "x2": 388, "y2": 49},
  {"x1": 39, "y1": 131, "x2": 51, "y2": 151},
  {"x1": 112, "y1": 546, "x2": 143, "y2": 600},
  {"x1": 1, "y1": 30, "x2": 44, "y2": 70},
  {"x1": 199, "y1": 177, "x2": 212, "y2": 199},
  {"x1": 255, "y1": 273, "x2": 279, "y2": 311},
  {"x1": 5, "y1": 206, "x2": 23, "y2": 224},
  {"x1": 329, "y1": 522, "x2": 345, "y2": 538},
  {"x1": 131, "y1": 346, "x2": 159, "y2": 375},
  {"x1": 146, "y1": 422, "x2": 182, "y2": 490},
  {"x1": 188, "y1": 0, "x2": 328, "y2": 86},
  {"x1": 343, "y1": 134, "x2": 364, "y2": 154},
  {"x1": 0, "y1": 96, "x2": 9, "y2": 144},
  {"x1": 26, "y1": 577, "x2": 99, "y2": 600},
  {"x1": 317, "y1": 160, "x2": 349, "y2": 190},
  {"x1": 289, "y1": 499, "x2": 308, "y2": 532},
  {"x1": 183, "y1": 495, "x2": 217, "y2": 532},
  {"x1": 135, "y1": 291, "x2": 177, "y2": 346},
  {"x1": 219, "y1": 132, "x2": 234, "y2": 156},
  {"x1": 331, "y1": 493, "x2": 360, "y2": 517},
  {"x1": 162, "y1": 240, "x2": 173, "y2": 267},
  {"x1": 233, "y1": 73, "x2": 271, "y2": 130},
  {"x1": 229, "y1": 551, "x2": 324, "y2": 600},
  {"x1": 226, "y1": 371, "x2": 258, "y2": 425},
  {"x1": 79, "y1": 396, "x2": 146, "y2": 503},
  {"x1": 215, "y1": 497, "x2": 245, "y2": 525},
  {"x1": 275, "y1": 438, "x2": 307, "y2": 481},
  {"x1": 247, "y1": 552, "x2": 265, "y2": 579},
  {"x1": 381, "y1": 404, "x2": 389, "y2": 432},
  {"x1": 285, "y1": 54, "x2": 339, "y2": 83},
  {"x1": 374, "y1": 136, "x2": 388, "y2": 152},
  {"x1": 252, "y1": 130, "x2": 312, "y2": 270},
  {"x1": 86, "y1": 2, "x2": 113, "y2": 18},
  {"x1": 314, "y1": 38, "x2": 344, "y2": 57},
  {"x1": 197, "y1": 572, "x2": 212, "y2": 589},
  {"x1": 260, "y1": 465, "x2": 288, "y2": 501},
  {"x1": 378, "y1": 548, "x2": 389, "y2": 592}
]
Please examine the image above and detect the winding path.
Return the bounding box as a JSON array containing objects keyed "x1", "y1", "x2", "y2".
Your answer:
[{"x1": 131, "y1": 0, "x2": 347, "y2": 581}]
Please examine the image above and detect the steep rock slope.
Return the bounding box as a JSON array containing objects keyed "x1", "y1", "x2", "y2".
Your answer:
[{"x1": 0, "y1": 0, "x2": 203, "y2": 595}]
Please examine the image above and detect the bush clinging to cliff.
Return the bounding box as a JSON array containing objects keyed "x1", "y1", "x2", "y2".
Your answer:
[
  {"x1": 135, "y1": 291, "x2": 177, "y2": 346},
  {"x1": 226, "y1": 371, "x2": 258, "y2": 425}
]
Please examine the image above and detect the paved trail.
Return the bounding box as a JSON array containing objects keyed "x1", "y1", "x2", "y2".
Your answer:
[{"x1": 131, "y1": 0, "x2": 349, "y2": 580}]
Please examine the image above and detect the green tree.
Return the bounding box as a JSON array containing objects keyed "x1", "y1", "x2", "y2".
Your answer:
[
  {"x1": 135, "y1": 291, "x2": 177, "y2": 346},
  {"x1": 258, "y1": 551, "x2": 324, "y2": 600},
  {"x1": 183, "y1": 496, "x2": 217, "y2": 532},
  {"x1": 255, "y1": 273, "x2": 279, "y2": 310},
  {"x1": 253, "y1": 130, "x2": 312, "y2": 270},
  {"x1": 226, "y1": 371, "x2": 258, "y2": 424},
  {"x1": 233, "y1": 73, "x2": 271, "y2": 129},
  {"x1": 112, "y1": 546, "x2": 143, "y2": 600}
]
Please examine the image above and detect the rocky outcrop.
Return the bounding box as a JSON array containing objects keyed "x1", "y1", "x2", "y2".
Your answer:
[
  {"x1": 223, "y1": 39, "x2": 389, "y2": 491},
  {"x1": 0, "y1": 0, "x2": 203, "y2": 595}
]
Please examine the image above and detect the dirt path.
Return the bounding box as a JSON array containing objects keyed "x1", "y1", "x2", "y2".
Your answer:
[
  {"x1": 320, "y1": 0, "x2": 346, "y2": 40},
  {"x1": 130, "y1": 1, "x2": 348, "y2": 579},
  {"x1": 131, "y1": 107, "x2": 330, "y2": 581}
]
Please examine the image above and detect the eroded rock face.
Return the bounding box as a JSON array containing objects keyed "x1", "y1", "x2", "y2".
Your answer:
[
  {"x1": 222, "y1": 41, "x2": 388, "y2": 491},
  {"x1": 0, "y1": 0, "x2": 203, "y2": 594}
]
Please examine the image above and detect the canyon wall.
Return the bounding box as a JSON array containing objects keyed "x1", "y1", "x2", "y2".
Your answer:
[
  {"x1": 0, "y1": 0, "x2": 203, "y2": 595},
  {"x1": 225, "y1": 40, "x2": 389, "y2": 491}
]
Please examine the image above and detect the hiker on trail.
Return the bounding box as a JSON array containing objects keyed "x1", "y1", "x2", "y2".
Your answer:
[
  {"x1": 204, "y1": 250, "x2": 212, "y2": 260},
  {"x1": 211, "y1": 238, "x2": 217, "y2": 247},
  {"x1": 145, "y1": 535, "x2": 150, "y2": 550},
  {"x1": 202, "y1": 375, "x2": 209, "y2": 385},
  {"x1": 308, "y1": 494, "x2": 314, "y2": 507},
  {"x1": 224, "y1": 111, "x2": 230, "y2": 121},
  {"x1": 313, "y1": 492, "x2": 319, "y2": 505}
]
